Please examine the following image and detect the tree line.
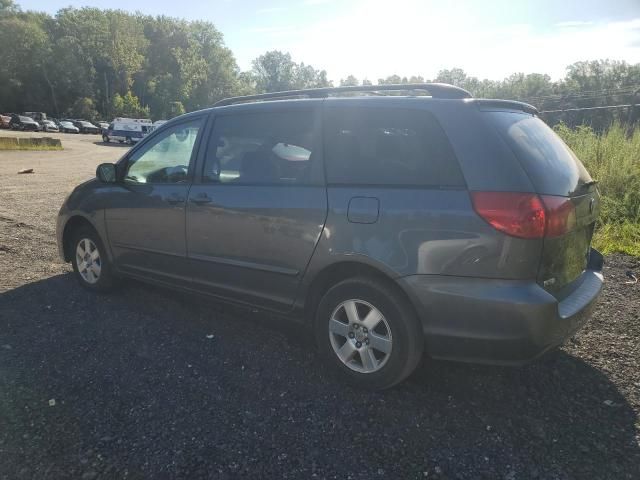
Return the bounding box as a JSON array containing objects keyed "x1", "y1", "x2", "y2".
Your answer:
[{"x1": 1, "y1": 0, "x2": 639, "y2": 130}]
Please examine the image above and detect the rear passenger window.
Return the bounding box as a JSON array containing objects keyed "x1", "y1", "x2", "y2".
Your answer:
[
  {"x1": 324, "y1": 108, "x2": 464, "y2": 186},
  {"x1": 203, "y1": 110, "x2": 321, "y2": 185}
]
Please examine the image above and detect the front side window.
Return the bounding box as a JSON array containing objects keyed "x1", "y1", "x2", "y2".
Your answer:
[
  {"x1": 324, "y1": 107, "x2": 465, "y2": 187},
  {"x1": 124, "y1": 118, "x2": 203, "y2": 184},
  {"x1": 203, "y1": 110, "x2": 319, "y2": 185}
]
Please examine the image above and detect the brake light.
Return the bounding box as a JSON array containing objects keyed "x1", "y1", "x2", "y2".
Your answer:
[{"x1": 471, "y1": 192, "x2": 576, "y2": 239}]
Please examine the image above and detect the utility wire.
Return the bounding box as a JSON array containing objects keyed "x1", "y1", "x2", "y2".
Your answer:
[
  {"x1": 520, "y1": 85, "x2": 640, "y2": 103},
  {"x1": 540, "y1": 104, "x2": 636, "y2": 113}
]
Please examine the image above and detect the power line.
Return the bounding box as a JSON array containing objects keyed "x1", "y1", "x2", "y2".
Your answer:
[
  {"x1": 520, "y1": 85, "x2": 640, "y2": 103},
  {"x1": 540, "y1": 104, "x2": 636, "y2": 113}
]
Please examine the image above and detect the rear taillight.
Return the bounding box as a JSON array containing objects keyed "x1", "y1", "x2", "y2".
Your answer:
[
  {"x1": 470, "y1": 192, "x2": 576, "y2": 239},
  {"x1": 471, "y1": 192, "x2": 546, "y2": 238},
  {"x1": 540, "y1": 195, "x2": 576, "y2": 237}
]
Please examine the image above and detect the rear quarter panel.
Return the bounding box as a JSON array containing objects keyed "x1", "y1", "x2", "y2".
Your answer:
[{"x1": 303, "y1": 186, "x2": 542, "y2": 283}]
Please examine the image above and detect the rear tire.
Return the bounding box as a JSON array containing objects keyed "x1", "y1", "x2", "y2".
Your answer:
[
  {"x1": 70, "y1": 226, "x2": 115, "y2": 293},
  {"x1": 314, "y1": 276, "x2": 424, "y2": 390}
]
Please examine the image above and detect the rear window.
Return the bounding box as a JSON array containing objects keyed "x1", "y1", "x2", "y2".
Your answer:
[
  {"x1": 484, "y1": 111, "x2": 592, "y2": 196},
  {"x1": 324, "y1": 107, "x2": 465, "y2": 187}
]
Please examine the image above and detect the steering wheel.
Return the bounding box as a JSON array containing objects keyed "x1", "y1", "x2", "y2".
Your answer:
[{"x1": 166, "y1": 165, "x2": 189, "y2": 181}]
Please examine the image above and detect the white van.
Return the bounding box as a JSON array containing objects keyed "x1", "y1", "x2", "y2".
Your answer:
[
  {"x1": 102, "y1": 118, "x2": 152, "y2": 144},
  {"x1": 147, "y1": 120, "x2": 168, "y2": 134}
]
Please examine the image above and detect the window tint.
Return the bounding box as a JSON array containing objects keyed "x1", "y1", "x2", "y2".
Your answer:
[
  {"x1": 484, "y1": 111, "x2": 592, "y2": 196},
  {"x1": 125, "y1": 119, "x2": 202, "y2": 184},
  {"x1": 203, "y1": 110, "x2": 319, "y2": 185},
  {"x1": 324, "y1": 108, "x2": 464, "y2": 186}
]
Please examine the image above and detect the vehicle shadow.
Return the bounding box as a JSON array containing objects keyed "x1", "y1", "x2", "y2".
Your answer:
[
  {"x1": 0, "y1": 274, "x2": 638, "y2": 478},
  {"x1": 93, "y1": 141, "x2": 131, "y2": 148}
]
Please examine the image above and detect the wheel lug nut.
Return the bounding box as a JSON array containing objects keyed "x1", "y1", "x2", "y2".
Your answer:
[
  {"x1": 362, "y1": 327, "x2": 368, "y2": 333},
  {"x1": 355, "y1": 341, "x2": 362, "y2": 348},
  {"x1": 354, "y1": 324, "x2": 359, "y2": 329},
  {"x1": 348, "y1": 332, "x2": 355, "y2": 339}
]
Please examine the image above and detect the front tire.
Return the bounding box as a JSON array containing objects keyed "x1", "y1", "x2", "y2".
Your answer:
[
  {"x1": 314, "y1": 277, "x2": 424, "y2": 390},
  {"x1": 70, "y1": 227, "x2": 115, "y2": 292},
  {"x1": 102, "y1": 134, "x2": 109, "y2": 143}
]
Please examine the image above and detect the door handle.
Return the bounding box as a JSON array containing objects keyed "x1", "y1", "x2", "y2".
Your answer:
[
  {"x1": 190, "y1": 193, "x2": 213, "y2": 205},
  {"x1": 166, "y1": 193, "x2": 185, "y2": 205}
]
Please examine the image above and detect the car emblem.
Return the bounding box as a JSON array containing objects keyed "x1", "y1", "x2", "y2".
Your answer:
[{"x1": 589, "y1": 198, "x2": 595, "y2": 214}]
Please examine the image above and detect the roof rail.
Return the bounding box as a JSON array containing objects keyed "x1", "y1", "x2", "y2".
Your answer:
[{"x1": 213, "y1": 83, "x2": 472, "y2": 107}]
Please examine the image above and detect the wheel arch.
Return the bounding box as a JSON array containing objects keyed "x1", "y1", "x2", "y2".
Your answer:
[
  {"x1": 302, "y1": 260, "x2": 419, "y2": 325},
  {"x1": 61, "y1": 215, "x2": 101, "y2": 262}
]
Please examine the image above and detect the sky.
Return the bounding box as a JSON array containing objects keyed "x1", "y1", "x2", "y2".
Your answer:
[{"x1": 16, "y1": 0, "x2": 640, "y2": 83}]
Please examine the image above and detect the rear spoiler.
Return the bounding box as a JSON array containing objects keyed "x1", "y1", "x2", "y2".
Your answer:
[{"x1": 473, "y1": 99, "x2": 538, "y2": 115}]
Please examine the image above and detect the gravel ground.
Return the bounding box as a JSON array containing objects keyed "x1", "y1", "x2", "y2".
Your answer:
[{"x1": 0, "y1": 133, "x2": 639, "y2": 479}]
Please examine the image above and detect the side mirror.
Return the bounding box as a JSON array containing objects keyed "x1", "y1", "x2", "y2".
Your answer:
[{"x1": 96, "y1": 163, "x2": 117, "y2": 183}]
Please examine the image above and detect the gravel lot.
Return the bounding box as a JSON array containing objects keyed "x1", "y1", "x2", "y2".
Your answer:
[{"x1": 0, "y1": 132, "x2": 639, "y2": 479}]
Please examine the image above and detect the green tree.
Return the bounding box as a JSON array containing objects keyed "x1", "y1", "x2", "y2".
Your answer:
[
  {"x1": 378, "y1": 75, "x2": 403, "y2": 85},
  {"x1": 434, "y1": 68, "x2": 469, "y2": 87},
  {"x1": 0, "y1": 0, "x2": 19, "y2": 15},
  {"x1": 0, "y1": 13, "x2": 50, "y2": 112},
  {"x1": 340, "y1": 75, "x2": 359, "y2": 86},
  {"x1": 70, "y1": 97, "x2": 99, "y2": 121},
  {"x1": 110, "y1": 91, "x2": 150, "y2": 118},
  {"x1": 251, "y1": 50, "x2": 331, "y2": 92},
  {"x1": 251, "y1": 50, "x2": 297, "y2": 92}
]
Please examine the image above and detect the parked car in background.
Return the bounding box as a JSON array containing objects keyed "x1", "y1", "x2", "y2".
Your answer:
[
  {"x1": 102, "y1": 117, "x2": 152, "y2": 144},
  {"x1": 10, "y1": 114, "x2": 40, "y2": 131},
  {"x1": 72, "y1": 120, "x2": 100, "y2": 134},
  {"x1": 56, "y1": 84, "x2": 604, "y2": 390},
  {"x1": 40, "y1": 119, "x2": 59, "y2": 132},
  {"x1": 0, "y1": 114, "x2": 11, "y2": 129},
  {"x1": 97, "y1": 122, "x2": 109, "y2": 131},
  {"x1": 24, "y1": 111, "x2": 47, "y2": 123},
  {"x1": 57, "y1": 120, "x2": 80, "y2": 134}
]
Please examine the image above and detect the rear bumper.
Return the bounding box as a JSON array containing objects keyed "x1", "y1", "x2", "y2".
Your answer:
[{"x1": 398, "y1": 250, "x2": 603, "y2": 365}]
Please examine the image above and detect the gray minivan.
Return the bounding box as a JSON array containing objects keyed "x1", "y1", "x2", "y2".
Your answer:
[{"x1": 56, "y1": 84, "x2": 603, "y2": 390}]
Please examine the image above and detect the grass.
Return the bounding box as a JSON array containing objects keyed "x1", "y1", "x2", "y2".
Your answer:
[
  {"x1": 593, "y1": 223, "x2": 640, "y2": 257},
  {"x1": 555, "y1": 122, "x2": 640, "y2": 256}
]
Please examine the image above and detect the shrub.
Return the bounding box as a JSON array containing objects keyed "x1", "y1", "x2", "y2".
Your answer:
[{"x1": 555, "y1": 122, "x2": 640, "y2": 255}]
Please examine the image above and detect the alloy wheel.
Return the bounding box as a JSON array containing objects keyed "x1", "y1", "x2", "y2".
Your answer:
[
  {"x1": 75, "y1": 238, "x2": 101, "y2": 284},
  {"x1": 328, "y1": 299, "x2": 393, "y2": 373}
]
